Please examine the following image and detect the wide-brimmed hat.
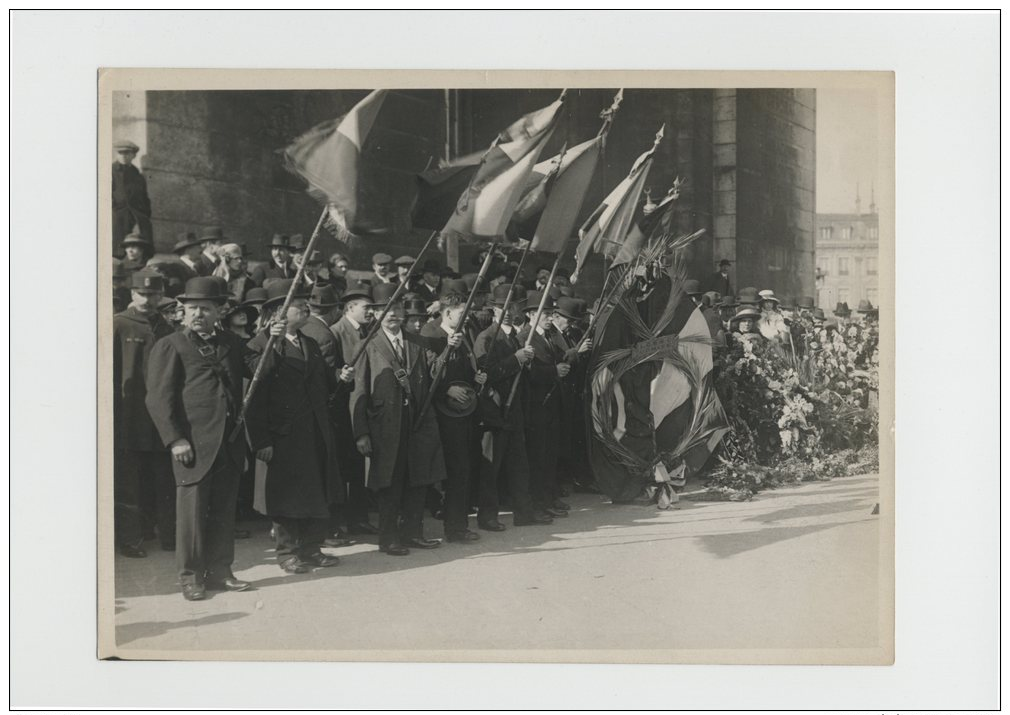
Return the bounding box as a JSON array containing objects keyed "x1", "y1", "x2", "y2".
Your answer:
[
  {"x1": 555, "y1": 296, "x2": 586, "y2": 321},
  {"x1": 702, "y1": 290, "x2": 721, "y2": 306},
  {"x1": 172, "y1": 231, "x2": 201, "y2": 253},
  {"x1": 758, "y1": 289, "x2": 780, "y2": 305},
  {"x1": 308, "y1": 284, "x2": 340, "y2": 308},
  {"x1": 370, "y1": 282, "x2": 401, "y2": 307},
  {"x1": 342, "y1": 280, "x2": 373, "y2": 303},
  {"x1": 440, "y1": 279, "x2": 469, "y2": 302},
  {"x1": 487, "y1": 283, "x2": 515, "y2": 307},
  {"x1": 404, "y1": 296, "x2": 429, "y2": 317},
  {"x1": 199, "y1": 226, "x2": 225, "y2": 243},
  {"x1": 242, "y1": 287, "x2": 268, "y2": 306},
  {"x1": 178, "y1": 277, "x2": 229, "y2": 303},
  {"x1": 371, "y1": 252, "x2": 393, "y2": 266},
  {"x1": 114, "y1": 140, "x2": 139, "y2": 153},
  {"x1": 269, "y1": 233, "x2": 293, "y2": 249},
  {"x1": 262, "y1": 278, "x2": 311, "y2": 310},
  {"x1": 523, "y1": 290, "x2": 554, "y2": 313},
  {"x1": 834, "y1": 301, "x2": 851, "y2": 317},
  {"x1": 730, "y1": 305, "x2": 760, "y2": 323},
  {"x1": 289, "y1": 234, "x2": 306, "y2": 252},
  {"x1": 737, "y1": 287, "x2": 761, "y2": 305},
  {"x1": 857, "y1": 299, "x2": 876, "y2": 314},
  {"x1": 683, "y1": 279, "x2": 703, "y2": 296},
  {"x1": 130, "y1": 270, "x2": 165, "y2": 293},
  {"x1": 224, "y1": 303, "x2": 259, "y2": 326},
  {"x1": 122, "y1": 232, "x2": 152, "y2": 248},
  {"x1": 797, "y1": 296, "x2": 816, "y2": 309},
  {"x1": 718, "y1": 295, "x2": 739, "y2": 309},
  {"x1": 812, "y1": 308, "x2": 826, "y2": 321}
]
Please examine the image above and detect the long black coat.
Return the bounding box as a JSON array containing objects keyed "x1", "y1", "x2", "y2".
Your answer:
[
  {"x1": 350, "y1": 330, "x2": 446, "y2": 490},
  {"x1": 472, "y1": 323, "x2": 526, "y2": 430},
  {"x1": 113, "y1": 307, "x2": 175, "y2": 451},
  {"x1": 145, "y1": 328, "x2": 250, "y2": 485},
  {"x1": 517, "y1": 326, "x2": 562, "y2": 428},
  {"x1": 245, "y1": 331, "x2": 343, "y2": 518},
  {"x1": 112, "y1": 162, "x2": 152, "y2": 246}
]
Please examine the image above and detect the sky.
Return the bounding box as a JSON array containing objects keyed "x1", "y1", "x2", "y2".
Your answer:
[{"x1": 816, "y1": 88, "x2": 882, "y2": 214}]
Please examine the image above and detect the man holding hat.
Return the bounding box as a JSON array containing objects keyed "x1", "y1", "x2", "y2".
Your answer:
[
  {"x1": 251, "y1": 234, "x2": 297, "y2": 286},
  {"x1": 246, "y1": 279, "x2": 345, "y2": 573},
  {"x1": 371, "y1": 253, "x2": 396, "y2": 285},
  {"x1": 174, "y1": 231, "x2": 209, "y2": 278},
  {"x1": 146, "y1": 277, "x2": 268, "y2": 600},
  {"x1": 112, "y1": 139, "x2": 152, "y2": 247},
  {"x1": 419, "y1": 280, "x2": 487, "y2": 543},
  {"x1": 114, "y1": 270, "x2": 176, "y2": 557},
  {"x1": 351, "y1": 283, "x2": 447, "y2": 555},
  {"x1": 329, "y1": 280, "x2": 379, "y2": 537}
]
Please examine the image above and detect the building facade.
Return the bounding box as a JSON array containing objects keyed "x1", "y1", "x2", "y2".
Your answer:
[
  {"x1": 111, "y1": 87, "x2": 816, "y2": 300},
  {"x1": 814, "y1": 200, "x2": 879, "y2": 313}
]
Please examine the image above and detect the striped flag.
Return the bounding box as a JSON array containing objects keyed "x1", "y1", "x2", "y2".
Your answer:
[
  {"x1": 442, "y1": 96, "x2": 564, "y2": 241},
  {"x1": 610, "y1": 179, "x2": 681, "y2": 268},
  {"x1": 283, "y1": 89, "x2": 388, "y2": 235},
  {"x1": 572, "y1": 125, "x2": 664, "y2": 282}
]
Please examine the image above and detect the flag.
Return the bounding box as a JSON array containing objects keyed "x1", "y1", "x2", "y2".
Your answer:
[
  {"x1": 610, "y1": 179, "x2": 681, "y2": 269},
  {"x1": 572, "y1": 125, "x2": 663, "y2": 282},
  {"x1": 523, "y1": 136, "x2": 604, "y2": 253},
  {"x1": 283, "y1": 89, "x2": 387, "y2": 235},
  {"x1": 411, "y1": 151, "x2": 485, "y2": 231},
  {"x1": 442, "y1": 97, "x2": 564, "y2": 241}
]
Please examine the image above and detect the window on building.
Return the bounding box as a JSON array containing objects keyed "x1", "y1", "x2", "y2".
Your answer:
[
  {"x1": 866, "y1": 257, "x2": 877, "y2": 275},
  {"x1": 838, "y1": 257, "x2": 849, "y2": 275},
  {"x1": 841, "y1": 226, "x2": 852, "y2": 241},
  {"x1": 868, "y1": 226, "x2": 878, "y2": 240},
  {"x1": 819, "y1": 227, "x2": 833, "y2": 241}
]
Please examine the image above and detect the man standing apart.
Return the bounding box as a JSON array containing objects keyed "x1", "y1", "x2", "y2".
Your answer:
[
  {"x1": 351, "y1": 283, "x2": 446, "y2": 555},
  {"x1": 146, "y1": 277, "x2": 266, "y2": 600},
  {"x1": 112, "y1": 140, "x2": 152, "y2": 248},
  {"x1": 113, "y1": 271, "x2": 176, "y2": 556}
]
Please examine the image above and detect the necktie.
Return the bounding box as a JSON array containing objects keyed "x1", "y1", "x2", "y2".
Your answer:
[
  {"x1": 393, "y1": 337, "x2": 404, "y2": 362},
  {"x1": 359, "y1": 325, "x2": 368, "y2": 339}
]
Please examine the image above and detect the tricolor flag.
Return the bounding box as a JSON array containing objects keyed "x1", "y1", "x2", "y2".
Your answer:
[
  {"x1": 412, "y1": 151, "x2": 485, "y2": 231},
  {"x1": 517, "y1": 135, "x2": 605, "y2": 253},
  {"x1": 609, "y1": 179, "x2": 681, "y2": 269},
  {"x1": 283, "y1": 89, "x2": 388, "y2": 235},
  {"x1": 442, "y1": 95, "x2": 564, "y2": 241},
  {"x1": 572, "y1": 125, "x2": 664, "y2": 282}
]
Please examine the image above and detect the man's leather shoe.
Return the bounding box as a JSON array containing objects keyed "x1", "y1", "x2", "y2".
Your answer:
[
  {"x1": 280, "y1": 558, "x2": 312, "y2": 574},
  {"x1": 379, "y1": 543, "x2": 410, "y2": 556},
  {"x1": 346, "y1": 522, "x2": 379, "y2": 536},
  {"x1": 478, "y1": 520, "x2": 507, "y2": 532},
  {"x1": 206, "y1": 576, "x2": 251, "y2": 592},
  {"x1": 118, "y1": 543, "x2": 147, "y2": 558},
  {"x1": 304, "y1": 552, "x2": 341, "y2": 568},
  {"x1": 405, "y1": 537, "x2": 441, "y2": 549},
  {"x1": 182, "y1": 583, "x2": 206, "y2": 601},
  {"x1": 234, "y1": 529, "x2": 251, "y2": 539},
  {"x1": 445, "y1": 530, "x2": 480, "y2": 543},
  {"x1": 552, "y1": 498, "x2": 571, "y2": 511},
  {"x1": 545, "y1": 507, "x2": 569, "y2": 518},
  {"x1": 514, "y1": 513, "x2": 553, "y2": 526},
  {"x1": 324, "y1": 535, "x2": 356, "y2": 548}
]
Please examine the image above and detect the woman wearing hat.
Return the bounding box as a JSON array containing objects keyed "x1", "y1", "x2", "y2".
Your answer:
[
  {"x1": 730, "y1": 305, "x2": 763, "y2": 343},
  {"x1": 756, "y1": 289, "x2": 790, "y2": 345},
  {"x1": 245, "y1": 279, "x2": 344, "y2": 574},
  {"x1": 121, "y1": 232, "x2": 154, "y2": 278},
  {"x1": 212, "y1": 243, "x2": 252, "y2": 303}
]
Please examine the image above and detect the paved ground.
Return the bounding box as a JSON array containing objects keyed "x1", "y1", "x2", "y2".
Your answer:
[{"x1": 112, "y1": 472, "x2": 881, "y2": 659}]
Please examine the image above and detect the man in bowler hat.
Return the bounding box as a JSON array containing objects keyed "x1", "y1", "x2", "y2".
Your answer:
[
  {"x1": 146, "y1": 276, "x2": 271, "y2": 600},
  {"x1": 250, "y1": 234, "x2": 297, "y2": 286}
]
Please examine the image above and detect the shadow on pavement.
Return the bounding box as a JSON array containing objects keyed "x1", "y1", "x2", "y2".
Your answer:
[{"x1": 115, "y1": 611, "x2": 247, "y2": 646}]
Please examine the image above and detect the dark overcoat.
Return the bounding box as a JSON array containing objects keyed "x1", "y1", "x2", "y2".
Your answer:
[
  {"x1": 350, "y1": 330, "x2": 446, "y2": 490},
  {"x1": 145, "y1": 328, "x2": 249, "y2": 485},
  {"x1": 518, "y1": 326, "x2": 562, "y2": 428},
  {"x1": 112, "y1": 162, "x2": 152, "y2": 245},
  {"x1": 301, "y1": 314, "x2": 342, "y2": 371},
  {"x1": 472, "y1": 323, "x2": 526, "y2": 431},
  {"x1": 245, "y1": 331, "x2": 342, "y2": 518},
  {"x1": 113, "y1": 307, "x2": 175, "y2": 451}
]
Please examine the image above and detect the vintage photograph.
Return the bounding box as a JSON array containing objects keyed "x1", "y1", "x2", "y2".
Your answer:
[{"x1": 98, "y1": 70, "x2": 893, "y2": 662}]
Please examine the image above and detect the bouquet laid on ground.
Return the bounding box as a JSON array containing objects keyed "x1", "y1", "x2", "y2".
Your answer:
[{"x1": 706, "y1": 315, "x2": 880, "y2": 500}]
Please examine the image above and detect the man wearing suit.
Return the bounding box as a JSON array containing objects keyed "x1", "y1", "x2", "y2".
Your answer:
[
  {"x1": 472, "y1": 285, "x2": 552, "y2": 530},
  {"x1": 113, "y1": 271, "x2": 176, "y2": 557},
  {"x1": 174, "y1": 232, "x2": 209, "y2": 278},
  {"x1": 197, "y1": 227, "x2": 224, "y2": 276},
  {"x1": 419, "y1": 280, "x2": 487, "y2": 543},
  {"x1": 413, "y1": 259, "x2": 443, "y2": 303},
  {"x1": 518, "y1": 292, "x2": 570, "y2": 518},
  {"x1": 300, "y1": 283, "x2": 358, "y2": 548},
  {"x1": 329, "y1": 281, "x2": 379, "y2": 536},
  {"x1": 250, "y1": 234, "x2": 297, "y2": 286},
  {"x1": 246, "y1": 280, "x2": 349, "y2": 573},
  {"x1": 704, "y1": 259, "x2": 734, "y2": 296},
  {"x1": 146, "y1": 277, "x2": 273, "y2": 600},
  {"x1": 351, "y1": 283, "x2": 446, "y2": 556},
  {"x1": 549, "y1": 297, "x2": 595, "y2": 494},
  {"x1": 112, "y1": 140, "x2": 152, "y2": 248},
  {"x1": 371, "y1": 252, "x2": 397, "y2": 285}
]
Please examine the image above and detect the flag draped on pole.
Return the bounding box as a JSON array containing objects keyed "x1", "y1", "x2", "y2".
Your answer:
[
  {"x1": 283, "y1": 89, "x2": 388, "y2": 236},
  {"x1": 610, "y1": 178, "x2": 682, "y2": 269},
  {"x1": 572, "y1": 124, "x2": 664, "y2": 282},
  {"x1": 411, "y1": 151, "x2": 485, "y2": 231},
  {"x1": 442, "y1": 95, "x2": 565, "y2": 241}
]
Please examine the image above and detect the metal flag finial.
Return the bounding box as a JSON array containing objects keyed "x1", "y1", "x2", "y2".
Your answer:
[{"x1": 654, "y1": 124, "x2": 666, "y2": 146}]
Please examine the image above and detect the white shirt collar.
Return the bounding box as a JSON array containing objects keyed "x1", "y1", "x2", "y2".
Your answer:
[
  {"x1": 346, "y1": 315, "x2": 361, "y2": 330},
  {"x1": 382, "y1": 326, "x2": 403, "y2": 343}
]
